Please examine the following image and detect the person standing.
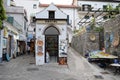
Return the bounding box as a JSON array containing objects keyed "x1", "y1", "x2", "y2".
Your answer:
[
  {"x1": 27, "y1": 45, "x2": 30, "y2": 55},
  {"x1": 46, "y1": 50, "x2": 50, "y2": 63}
]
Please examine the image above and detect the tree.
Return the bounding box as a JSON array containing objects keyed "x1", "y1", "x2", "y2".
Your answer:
[{"x1": 0, "y1": 0, "x2": 6, "y2": 29}]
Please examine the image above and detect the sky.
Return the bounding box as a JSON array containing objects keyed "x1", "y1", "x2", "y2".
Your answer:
[{"x1": 39, "y1": 0, "x2": 73, "y2": 5}]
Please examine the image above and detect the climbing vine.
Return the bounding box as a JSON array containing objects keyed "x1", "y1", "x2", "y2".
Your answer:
[{"x1": 0, "y1": 0, "x2": 6, "y2": 29}]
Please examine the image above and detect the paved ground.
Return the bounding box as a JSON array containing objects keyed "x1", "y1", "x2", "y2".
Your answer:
[
  {"x1": 0, "y1": 47, "x2": 120, "y2": 80},
  {"x1": 68, "y1": 47, "x2": 120, "y2": 80}
]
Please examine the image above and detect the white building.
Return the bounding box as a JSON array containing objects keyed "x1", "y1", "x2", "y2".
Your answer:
[
  {"x1": 12, "y1": 0, "x2": 120, "y2": 65},
  {"x1": 12, "y1": 0, "x2": 78, "y2": 65},
  {"x1": 78, "y1": 0, "x2": 119, "y2": 11},
  {"x1": 77, "y1": 0, "x2": 120, "y2": 29},
  {"x1": 0, "y1": 0, "x2": 28, "y2": 62},
  {"x1": 14, "y1": 0, "x2": 78, "y2": 46},
  {"x1": 35, "y1": 3, "x2": 68, "y2": 65}
]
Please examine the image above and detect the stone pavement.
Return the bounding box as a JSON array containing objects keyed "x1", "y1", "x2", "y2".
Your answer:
[
  {"x1": 68, "y1": 47, "x2": 120, "y2": 80},
  {"x1": 0, "y1": 47, "x2": 120, "y2": 80}
]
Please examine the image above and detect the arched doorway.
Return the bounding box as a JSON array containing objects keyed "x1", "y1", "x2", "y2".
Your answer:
[{"x1": 44, "y1": 26, "x2": 60, "y2": 63}]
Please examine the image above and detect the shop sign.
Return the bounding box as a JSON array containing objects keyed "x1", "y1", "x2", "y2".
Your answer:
[
  {"x1": 37, "y1": 20, "x2": 66, "y2": 24},
  {"x1": 45, "y1": 20, "x2": 57, "y2": 23}
]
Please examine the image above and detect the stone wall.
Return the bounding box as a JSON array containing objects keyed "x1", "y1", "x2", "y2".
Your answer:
[
  {"x1": 71, "y1": 14, "x2": 120, "y2": 56},
  {"x1": 71, "y1": 32, "x2": 100, "y2": 56},
  {"x1": 103, "y1": 14, "x2": 120, "y2": 56}
]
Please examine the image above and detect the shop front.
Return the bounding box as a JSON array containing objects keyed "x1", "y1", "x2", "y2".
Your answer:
[{"x1": 35, "y1": 3, "x2": 68, "y2": 65}]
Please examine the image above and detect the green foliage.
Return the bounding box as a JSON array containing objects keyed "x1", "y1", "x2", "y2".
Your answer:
[
  {"x1": 74, "y1": 29, "x2": 79, "y2": 33},
  {"x1": 93, "y1": 27, "x2": 104, "y2": 32},
  {"x1": 115, "y1": 3, "x2": 120, "y2": 14},
  {"x1": 90, "y1": 21, "x2": 104, "y2": 32},
  {"x1": 0, "y1": 0, "x2": 6, "y2": 29},
  {"x1": 107, "y1": 4, "x2": 113, "y2": 11}
]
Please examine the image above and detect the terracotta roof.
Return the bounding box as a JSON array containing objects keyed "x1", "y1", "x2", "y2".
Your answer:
[{"x1": 39, "y1": 3, "x2": 78, "y2": 8}]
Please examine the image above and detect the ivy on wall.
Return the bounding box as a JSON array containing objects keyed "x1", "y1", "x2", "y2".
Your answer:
[{"x1": 0, "y1": 0, "x2": 6, "y2": 29}]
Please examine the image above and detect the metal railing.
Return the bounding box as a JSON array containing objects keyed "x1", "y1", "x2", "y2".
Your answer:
[{"x1": 7, "y1": 15, "x2": 22, "y2": 31}]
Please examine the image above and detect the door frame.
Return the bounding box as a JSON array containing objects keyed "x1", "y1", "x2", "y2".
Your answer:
[{"x1": 45, "y1": 35, "x2": 59, "y2": 63}]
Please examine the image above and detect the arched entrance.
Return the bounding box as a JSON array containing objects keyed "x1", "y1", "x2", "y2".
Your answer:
[{"x1": 44, "y1": 26, "x2": 60, "y2": 63}]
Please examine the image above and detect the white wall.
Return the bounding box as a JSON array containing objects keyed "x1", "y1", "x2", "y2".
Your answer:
[
  {"x1": 0, "y1": 31, "x2": 3, "y2": 62},
  {"x1": 36, "y1": 4, "x2": 67, "y2": 19},
  {"x1": 35, "y1": 22, "x2": 67, "y2": 65},
  {"x1": 35, "y1": 24, "x2": 45, "y2": 65},
  {"x1": 14, "y1": 0, "x2": 40, "y2": 24},
  {"x1": 78, "y1": 1, "x2": 119, "y2": 10},
  {"x1": 38, "y1": 7, "x2": 79, "y2": 31},
  {"x1": 14, "y1": 0, "x2": 79, "y2": 31}
]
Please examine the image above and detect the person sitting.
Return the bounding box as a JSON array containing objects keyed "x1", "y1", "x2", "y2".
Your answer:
[{"x1": 113, "y1": 59, "x2": 119, "y2": 64}]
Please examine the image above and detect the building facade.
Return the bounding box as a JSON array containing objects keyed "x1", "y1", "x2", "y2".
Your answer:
[
  {"x1": 0, "y1": 0, "x2": 28, "y2": 62},
  {"x1": 35, "y1": 3, "x2": 68, "y2": 65}
]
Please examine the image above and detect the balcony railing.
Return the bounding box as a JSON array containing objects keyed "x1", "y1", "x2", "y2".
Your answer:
[{"x1": 7, "y1": 16, "x2": 22, "y2": 31}]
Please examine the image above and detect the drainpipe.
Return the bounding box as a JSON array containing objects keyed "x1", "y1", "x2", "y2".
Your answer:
[
  {"x1": 73, "y1": 8, "x2": 76, "y2": 31},
  {"x1": 0, "y1": 30, "x2": 3, "y2": 63}
]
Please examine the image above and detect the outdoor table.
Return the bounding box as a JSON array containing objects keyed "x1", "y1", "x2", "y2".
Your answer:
[
  {"x1": 110, "y1": 63, "x2": 120, "y2": 75},
  {"x1": 89, "y1": 53, "x2": 118, "y2": 59}
]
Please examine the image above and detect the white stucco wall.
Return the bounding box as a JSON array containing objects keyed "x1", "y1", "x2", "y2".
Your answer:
[
  {"x1": 35, "y1": 22, "x2": 67, "y2": 65},
  {"x1": 36, "y1": 4, "x2": 67, "y2": 19},
  {"x1": 38, "y1": 7, "x2": 79, "y2": 31},
  {"x1": 35, "y1": 24, "x2": 45, "y2": 65},
  {"x1": 14, "y1": 0, "x2": 40, "y2": 24},
  {"x1": 0, "y1": 31, "x2": 3, "y2": 62},
  {"x1": 58, "y1": 25, "x2": 67, "y2": 57},
  {"x1": 8, "y1": 14, "x2": 23, "y2": 28},
  {"x1": 78, "y1": 1, "x2": 119, "y2": 10}
]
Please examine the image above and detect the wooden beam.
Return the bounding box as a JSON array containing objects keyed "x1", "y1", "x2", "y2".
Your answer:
[{"x1": 78, "y1": 8, "x2": 101, "y2": 26}]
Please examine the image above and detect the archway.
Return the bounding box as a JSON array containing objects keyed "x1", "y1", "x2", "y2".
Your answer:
[{"x1": 44, "y1": 26, "x2": 60, "y2": 63}]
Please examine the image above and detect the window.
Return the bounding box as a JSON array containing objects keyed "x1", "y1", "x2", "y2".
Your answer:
[
  {"x1": 103, "y1": 5, "x2": 107, "y2": 11},
  {"x1": 7, "y1": 17, "x2": 14, "y2": 24},
  {"x1": 33, "y1": 4, "x2": 37, "y2": 9},
  {"x1": 49, "y1": 11, "x2": 55, "y2": 19},
  {"x1": 82, "y1": 4, "x2": 92, "y2": 11}
]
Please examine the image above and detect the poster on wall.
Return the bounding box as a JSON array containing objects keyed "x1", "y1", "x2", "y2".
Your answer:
[{"x1": 59, "y1": 39, "x2": 67, "y2": 57}]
